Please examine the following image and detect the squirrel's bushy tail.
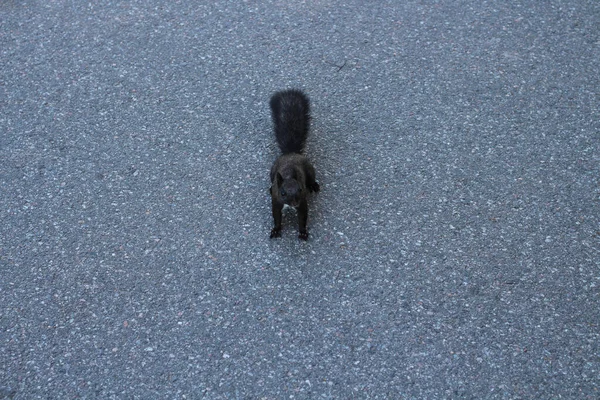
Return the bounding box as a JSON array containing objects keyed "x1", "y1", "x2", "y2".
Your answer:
[{"x1": 270, "y1": 89, "x2": 310, "y2": 154}]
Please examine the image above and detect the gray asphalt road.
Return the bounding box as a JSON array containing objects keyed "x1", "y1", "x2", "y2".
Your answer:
[{"x1": 1, "y1": 0, "x2": 599, "y2": 398}]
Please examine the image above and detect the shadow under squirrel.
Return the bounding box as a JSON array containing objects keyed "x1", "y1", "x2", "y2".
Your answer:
[{"x1": 269, "y1": 89, "x2": 320, "y2": 240}]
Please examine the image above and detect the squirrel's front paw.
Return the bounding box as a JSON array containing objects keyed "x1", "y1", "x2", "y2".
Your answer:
[
  {"x1": 298, "y1": 230, "x2": 309, "y2": 241},
  {"x1": 309, "y1": 182, "x2": 320, "y2": 193},
  {"x1": 270, "y1": 227, "x2": 281, "y2": 238}
]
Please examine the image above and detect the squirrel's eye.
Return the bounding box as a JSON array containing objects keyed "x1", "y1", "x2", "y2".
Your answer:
[{"x1": 280, "y1": 190, "x2": 286, "y2": 197}]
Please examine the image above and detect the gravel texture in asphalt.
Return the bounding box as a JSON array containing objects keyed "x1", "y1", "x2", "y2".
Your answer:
[{"x1": 1, "y1": 0, "x2": 599, "y2": 398}]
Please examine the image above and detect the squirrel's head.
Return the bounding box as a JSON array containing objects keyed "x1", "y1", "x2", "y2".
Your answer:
[{"x1": 275, "y1": 172, "x2": 304, "y2": 208}]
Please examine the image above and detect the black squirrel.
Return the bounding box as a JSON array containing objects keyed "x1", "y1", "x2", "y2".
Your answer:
[{"x1": 269, "y1": 89, "x2": 320, "y2": 240}]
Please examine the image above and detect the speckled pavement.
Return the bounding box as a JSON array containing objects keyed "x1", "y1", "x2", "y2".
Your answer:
[{"x1": 1, "y1": 1, "x2": 598, "y2": 398}]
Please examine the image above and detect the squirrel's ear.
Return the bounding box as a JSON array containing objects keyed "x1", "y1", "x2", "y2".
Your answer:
[{"x1": 276, "y1": 172, "x2": 284, "y2": 185}]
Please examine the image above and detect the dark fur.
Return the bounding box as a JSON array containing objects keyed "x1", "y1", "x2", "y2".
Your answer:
[
  {"x1": 270, "y1": 89, "x2": 310, "y2": 154},
  {"x1": 269, "y1": 90, "x2": 320, "y2": 240}
]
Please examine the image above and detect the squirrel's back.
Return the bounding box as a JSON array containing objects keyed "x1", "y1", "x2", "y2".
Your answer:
[{"x1": 270, "y1": 89, "x2": 310, "y2": 154}]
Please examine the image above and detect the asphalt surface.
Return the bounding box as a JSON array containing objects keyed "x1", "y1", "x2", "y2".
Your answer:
[{"x1": 1, "y1": 0, "x2": 599, "y2": 398}]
